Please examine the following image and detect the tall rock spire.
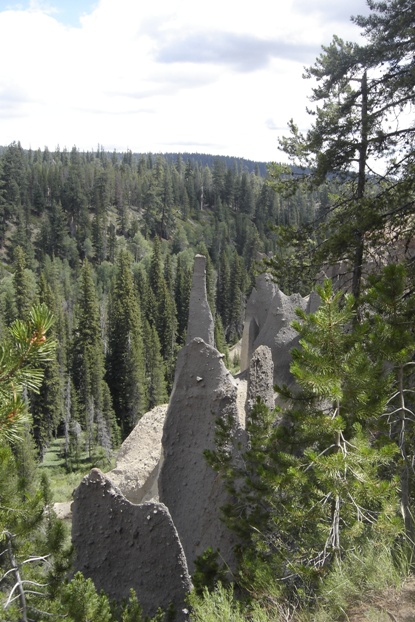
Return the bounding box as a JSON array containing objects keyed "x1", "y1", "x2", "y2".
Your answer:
[
  {"x1": 240, "y1": 271, "x2": 307, "y2": 387},
  {"x1": 185, "y1": 254, "x2": 214, "y2": 347},
  {"x1": 160, "y1": 254, "x2": 240, "y2": 573}
]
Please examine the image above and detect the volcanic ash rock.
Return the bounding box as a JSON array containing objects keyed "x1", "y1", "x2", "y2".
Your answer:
[
  {"x1": 72, "y1": 468, "x2": 191, "y2": 620},
  {"x1": 186, "y1": 254, "x2": 214, "y2": 347},
  {"x1": 246, "y1": 345, "x2": 275, "y2": 415},
  {"x1": 107, "y1": 404, "x2": 168, "y2": 503},
  {"x1": 159, "y1": 337, "x2": 241, "y2": 573},
  {"x1": 241, "y1": 272, "x2": 307, "y2": 387}
]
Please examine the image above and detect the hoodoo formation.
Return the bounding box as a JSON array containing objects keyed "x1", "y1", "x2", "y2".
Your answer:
[{"x1": 71, "y1": 255, "x2": 310, "y2": 616}]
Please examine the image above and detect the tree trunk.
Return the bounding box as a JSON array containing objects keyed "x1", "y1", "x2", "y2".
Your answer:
[
  {"x1": 397, "y1": 363, "x2": 414, "y2": 537},
  {"x1": 5, "y1": 531, "x2": 28, "y2": 622},
  {"x1": 352, "y1": 70, "x2": 368, "y2": 301}
]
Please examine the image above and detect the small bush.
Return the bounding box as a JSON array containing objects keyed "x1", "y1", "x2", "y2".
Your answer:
[
  {"x1": 188, "y1": 582, "x2": 285, "y2": 622},
  {"x1": 188, "y1": 583, "x2": 247, "y2": 622}
]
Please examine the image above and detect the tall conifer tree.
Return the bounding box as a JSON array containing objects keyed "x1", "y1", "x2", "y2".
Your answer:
[
  {"x1": 148, "y1": 237, "x2": 177, "y2": 378},
  {"x1": 29, "y1": 273, "x2": 63, "y2": 457},
  {"x1": 143, "y1": 320, "x2": 168, "y2": 409},
  {"x1": 13, "y1": 246, "x2": 35, "y2": 322},
  {"x1": 174, "y1": 256, "x2": 192, "y2": 345},
  {"x1": 106, "y1": 250, "x2": 147, "y2": 437},
  {"x1": 72, "y1": 260, "x2": 119, "y2": 453}
]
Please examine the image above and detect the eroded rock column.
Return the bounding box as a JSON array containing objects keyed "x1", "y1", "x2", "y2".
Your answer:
[
  {"x1": 240, "y1": 271, "x2": 307, "y2": 388},
  {"x1": 246, "y1": 345, "x2": 275, "y2": 415},
  {"x1": 72, "y1": 469, "x2": 191, "y2": 620},
  {"x1": 186, "y1": 254, "x2": 214, "y2": 347},
  {"x1": 159, "y1": 338, "x2": 240, "y2": 573},
  {"x1": 106, "y1": 404, "x2": 168, "y2": 504}
]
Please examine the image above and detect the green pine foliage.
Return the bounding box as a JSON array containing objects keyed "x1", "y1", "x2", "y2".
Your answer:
[
  {"x1": 57, "y1": 572, "x2": 113, "y2": 622},
  {"x1": 216, "y1": 250, "x2": 231, "y2": 332},
  {"x1": 106, "y1": 250, "x2": 147, "y2": 438},
  {"x1": 31, "y1": 273, "x2": 63, "y2": 457},
  {"x1": 188, "y1": 581, "x2": 279, "y2": 622},
  {"x1": 188, "y1": 583, "x2": 248, "y2": 622},
  {"x1": 0, "y1": 305, "x2": 72, "y2": 622},
  {"x1": 0, "y1": 304, "x2": 56, "y2": 442},
  {"x1": 30, "y1": 351, "x2": 62, "y2": 458},
  {"x1": 192, "y1": 548, "x2": 229, "y2": 596},
  {"x1": 363, "y1": 264, "x2": 415, "y2": 537},
  {"x1": 174, "y1": 255, "x2": 192, "y2": 345},
  {"x1": 0, "y1": 446, "x2": 71, "y2": 621},
  {"x1": 143, "y1": 320, "x2": 168, "y2": 409},
  {"x1": 72, "y1": 259, "x2": 119, "y2": 455},
  {"x1": 148, "y1": 237, "x2": 177, "y2": 363},
  {"x1": 207, "y1": 280, "x2": 402, "y2": 609},
  {"x1": 12, "y1": 246, "x2": 36, "y2": 322}
]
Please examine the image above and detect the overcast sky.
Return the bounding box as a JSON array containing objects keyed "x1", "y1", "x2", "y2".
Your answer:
[{"x1": 0, "y1": 0, "x2": 370, "y2": 162}]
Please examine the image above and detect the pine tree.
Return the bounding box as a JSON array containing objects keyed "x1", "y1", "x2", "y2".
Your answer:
[
  {"x1": 91, "y1": 169, "x2": 109, "y2": 262},
  {"x1": 148, "y1": 236, "x2": 164, "y2": 305},
  {"x1": 364, "y1": 264, "x2": 415, "y2": 537},
  {"x1": 207, "y1": 280, "x2": 401, "y2": 605},
  {"x1": 269, "y1": 4, "x2": 415, "y2": 300},
  {"x1": 9, "y1": 204, "x2": 35, "y2": 268},
  {"x1": 216, "y1": 250, "x2": 231, "y2": 333},
  {"x1": 0, "y1": 142, "x2": 28, "y2": 246},
  {"x1": 0, "y1": 306, "x2": 70, "y2": 622},
  {"x1": 48, "y1": 201, "x2": 70, "y2": 259},
  {"x1": 30, "y1": 274, "x2": 62, "y2": 458},
  {"x1": 56, "y1": 573, "x2": 113, "y2": 622},
  {"x1": 174, "y1": 256, "x2": 192, "y2": 345},
  {"x1": 13, "y1": 246, "x2": 35, "y2": 322},
  {"x1": 30, "y1": 355, "x2": 61, "y2": 458},
  {"x1": 72, "y1": 260, "x2": 119, "y2": 454},
  {"x1": 148, "y1": 238, "x2": 177, "y2": 380},
  {"x1": 143, "y1": 320, "x2": 168, "y2": 409},
  {"x1": 0, "y1": 448, "x2": 70, "y2": 622},
  {"x1": 106, "y1": 250, "x2": 147, "y2": 437},
  {"x1": 227, "y1": 252, "x2": 245, "y2": 344}
]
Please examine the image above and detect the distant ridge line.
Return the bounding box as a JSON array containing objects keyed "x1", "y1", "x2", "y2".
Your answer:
[{"x1": 153, "y1": 152, "x2": 270, "y2": 176}]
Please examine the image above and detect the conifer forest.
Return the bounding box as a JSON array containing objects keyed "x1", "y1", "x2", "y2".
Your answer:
[{"x1": 1, "y1": 0, "x2": 415, "y2": 620}]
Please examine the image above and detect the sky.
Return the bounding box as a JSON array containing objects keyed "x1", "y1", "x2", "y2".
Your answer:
[{"x1": 0, "y1": 0, "x2": 370, "y2": 162}]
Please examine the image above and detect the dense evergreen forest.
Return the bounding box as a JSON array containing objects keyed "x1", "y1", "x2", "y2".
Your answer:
[
  {"x1": 0, "y1": 143, "x2": 322, "y2": 456},
  {"x1": 1, "y1": 0, "x2": 415, "y2": 619}
]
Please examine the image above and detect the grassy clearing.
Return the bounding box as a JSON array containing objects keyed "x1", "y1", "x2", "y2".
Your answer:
[{"x1": 40, "y1": 437, "x2": 115, "y2": 503}]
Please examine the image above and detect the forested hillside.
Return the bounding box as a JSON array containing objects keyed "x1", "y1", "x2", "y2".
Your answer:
[{"x1": 0, "y1": 144, "x2": 323, "y2": 458}]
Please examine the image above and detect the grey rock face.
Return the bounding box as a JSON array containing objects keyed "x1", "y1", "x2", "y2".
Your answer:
[
  {"x1": 72, "y1": 469, "x2": 191, "y2": 620},
  {"x1": 186, "y1": 255, "x2": 214, "y2": 347},
  {"x1": 241, "y1": 272, "x2": 307, "y2": 387},
  {"x1": 306, "y1": 290, "x2": 321, "y2": 315},
  {"x1": 246, "y1": 345, "x2": 275, "y2": 415},
  {"x1": 159, "y1": 337, "x2": 240, "y2": 573},
  {"x1": 107, "y1": 404, "x2": 168, "y2": 504},
  {"x1": 240, "y1": 272, "x2": 277, "y2": 373},
  {"x1": 317, "y1": 262, "x2": 353, "y2": 293}
]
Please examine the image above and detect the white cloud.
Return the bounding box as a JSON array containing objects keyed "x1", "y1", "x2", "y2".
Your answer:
[{"x1": 0, "y1": 0, "x2": 369, "y2": 160}]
